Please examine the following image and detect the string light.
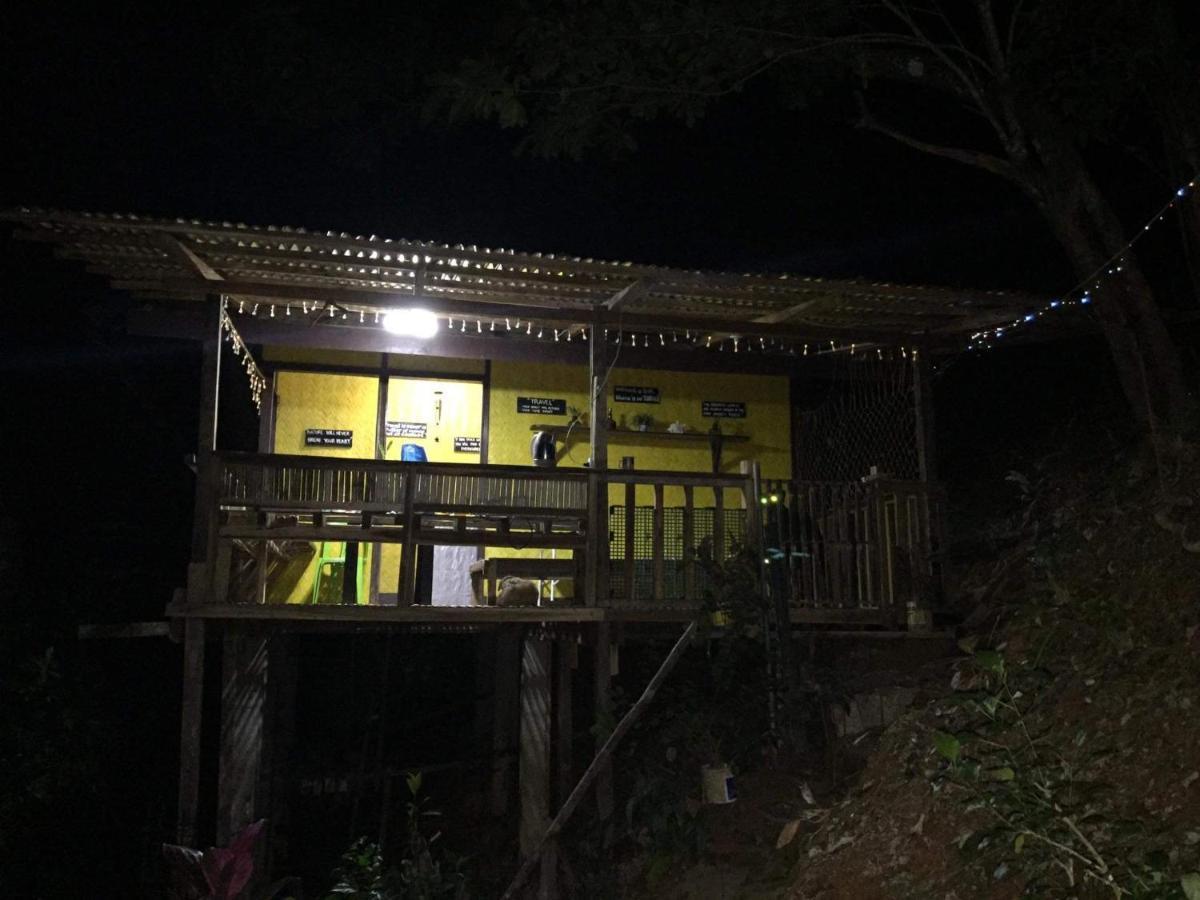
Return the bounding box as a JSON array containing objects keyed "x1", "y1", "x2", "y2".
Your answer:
[
  {"x1": 219, "y1": 297, "x2": 266, "y2": 413},
  {"x1": 968, "y1": 173, "x2": 1196, "y2": 350}
]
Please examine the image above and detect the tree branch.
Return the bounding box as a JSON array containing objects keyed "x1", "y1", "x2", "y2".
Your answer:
[{"x1": 856, "y1": 97, "x2": 1021, "y2": 184}]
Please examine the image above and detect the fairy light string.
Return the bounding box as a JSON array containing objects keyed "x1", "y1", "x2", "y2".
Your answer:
[
  {"x1": 220, "y1": 297, "x2": 267, "y2": 412},
  {"x1": 968, "y1": 173, "x2": 1197, "y2": 350}
]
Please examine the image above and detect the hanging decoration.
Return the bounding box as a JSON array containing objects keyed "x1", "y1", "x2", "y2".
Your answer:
[
  {"x1": 220, "y1": 298, "x2": 267, "y2": 413},
  {"x1": 968, "y1": 174, "x2": 1197, "y2": 350}
]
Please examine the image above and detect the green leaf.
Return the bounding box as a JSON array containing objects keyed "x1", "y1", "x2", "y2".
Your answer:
[
  {"x1": 1014, "y1": 834, "x2": 1025, "y2": 854},
  {"x1": 974, "y1": 650, "x2": 1005, "y2": 676},
  {"x1": 933, "y1": 730, "x2": 961, "y2": 763},
  {"x1": 1180, "y1": 872, "x2": 1200, "y2": 900},
  {"x1": 986, "y1": 767, "x2": 1016, "y2": 782}
]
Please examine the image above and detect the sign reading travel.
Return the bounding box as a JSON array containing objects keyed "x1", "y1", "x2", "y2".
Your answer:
[
  {"x1": 453, "y1": 437, "x2": 482, "y2": 453},
  {"x1": 385, "y1": 421, "x2": 427, "y2": 438},
  {"x1": 701, "y1": 401, "x2": 747, "y2": 419},
  {"x1": 517, "y1": 396, "x2": 567, "y2": 415},
  {"x1": 305, "y1": 428, "x2": 353, "y2": 447},
  {"x1": 614, "y1": 385, "x2": 660, "y2": 404}
]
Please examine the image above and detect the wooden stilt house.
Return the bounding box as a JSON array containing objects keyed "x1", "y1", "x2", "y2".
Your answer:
[{"x1": 5, "y1": 208, "x2": 1039, "y2": 881}]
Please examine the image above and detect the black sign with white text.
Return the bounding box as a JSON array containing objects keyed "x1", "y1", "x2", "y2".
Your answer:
[
  {"x1": 517, "y1": 396, "x2": 567, "y2": 415},
  {"x1": 701, "y1": 401, "x2": 746, "y2": 419},
  {"x1": 614, "y1": 385, "x2": 660, "y2": 404},
  {"x1": 305, "y1": 428, "x2": 353, "y2": 447},
  {"x1": 385, "y1": 421, "x2": 427, "y2": 438},
  {"x1": 453, "y1": 437, "x2": 482, "y2": 453}
]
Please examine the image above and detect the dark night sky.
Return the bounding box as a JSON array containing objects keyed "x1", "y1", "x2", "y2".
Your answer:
[{"x1": 0, "y1": 1, "x2": 1166, "y2": 632}]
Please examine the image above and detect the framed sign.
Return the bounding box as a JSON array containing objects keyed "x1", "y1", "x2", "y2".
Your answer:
[
  {"x1": 385, "y1": 421, "x2": 427, "y2": 438},
  {"x1": 305, "y1": 428, "x2": 353, "y2": 447},
  {"x1": 453, "y1": 437, "x2": 482, "y2": 453},
  {"x1": 701, "y1": 400, "x2": 746, "y2": 419},
  {"x1": 517, "y1": 396, "x2": 567, "y2": 415},
  {"x1": 614, "y1": 385, "x2": 660, "y2": 404}
]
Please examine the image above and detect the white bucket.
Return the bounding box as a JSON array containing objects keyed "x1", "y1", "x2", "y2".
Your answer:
[{"x1": 701, "y1": 764, "x2": 737, "y2": 804}]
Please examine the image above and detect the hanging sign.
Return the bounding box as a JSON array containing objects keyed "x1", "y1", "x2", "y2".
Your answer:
[
  {"x1": 385, "y1": 421, "x2": 427, "y2": 438},
  {"x1": 614, "y1": 385, "x2": 660, "y2": 404},
  {"x1": 701, "y1": 401, "x2": 746, "y2": 419},
  {"x1": 305, "y1": 428, "x2": 353, "y2": 447},
  {"x1": 517, "y1": 396, "x2": 567, "y2": 415},
  {"x1": 453, "y1": 437, "x2": 481, "y2": 453}
]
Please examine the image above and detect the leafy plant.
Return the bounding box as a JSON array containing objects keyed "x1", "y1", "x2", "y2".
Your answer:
[
  {"x1": 163, "y1": 820, "x2": 300, "y2": 900},
  {"x1": 323, "y1": 773, "x2": 468, "y2": 900},
  {"x1": 928, "y1": 643, "x2": 1190, "y2": 897}
]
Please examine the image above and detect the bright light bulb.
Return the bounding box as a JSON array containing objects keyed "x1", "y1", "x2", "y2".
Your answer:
[{"x1": 382, "y1": 308, "x2": 439, "y2": 338}]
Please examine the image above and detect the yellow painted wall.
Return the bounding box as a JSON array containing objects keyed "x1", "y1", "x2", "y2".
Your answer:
[
  {"x1": 487, "y1": 360, "x2": 791, "y2": 486},
  {"x1": 271, "y1": 370, "x2": 380, "y2": 602},
  {"x1": 273, "y1": 371, "x2": 380, "y2": 459}
]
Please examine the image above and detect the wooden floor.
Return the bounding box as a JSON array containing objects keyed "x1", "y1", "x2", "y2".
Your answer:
[{"x1": 166, "y1": 602, "x2": 900, "y2": 627}]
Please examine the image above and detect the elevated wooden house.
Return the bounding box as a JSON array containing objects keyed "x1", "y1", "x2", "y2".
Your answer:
[{"x1": 6, "y1": 208, "x2": 1039, "y2": 885}]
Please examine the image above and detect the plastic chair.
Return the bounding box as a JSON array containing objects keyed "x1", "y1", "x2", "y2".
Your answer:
[{"x1": 311, "y1": 541, "x2": 368, "y2": 604}]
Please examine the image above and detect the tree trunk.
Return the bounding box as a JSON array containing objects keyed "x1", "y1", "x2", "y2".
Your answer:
[{"x1": 1010, "y1": 116, "x2": 1195, "y2": 430}]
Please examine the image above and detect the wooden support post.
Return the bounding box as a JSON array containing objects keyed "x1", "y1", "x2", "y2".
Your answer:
[
  {"x1": 518, "y1": 634, "x2": 553, "y2": 897},
  {"x1": 500, "y1": 622, "x2": 698, "y2": 900},
  {"x1": 913, "y1": 348, "x2": 937, "y2": 484},
  {"x1": 491, "y1": 626, "x2": 521, "y2": 818},
  {"x1": 217, "y1": 623, "x2": 270, "y2": 845},
  {"x1": 623, "y1": 482, "x2": 636, "y2": 604},
  {"x1": 652, "y1": 483, "x2": 665, "y2": 603},
  {"x1": 683, "y1": 485, "x2": 696, "y2": 602},
  {"x1": 593, "y1": 622, "x2": 614, "y2": 822},
  {"x1": 177, "y1": 618, "x2": 206, "y2": 846},
  {"x1": 555, "y1": 638, "x2": 575, "y2": 805},
  {"x1": 188, "y1": 297, "x2": 224, "y2": 606},
  {"x1": 585, "y1": 306, "x2": 610, "y2": 608}
]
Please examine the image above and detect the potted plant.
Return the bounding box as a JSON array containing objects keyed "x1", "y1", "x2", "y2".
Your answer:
[{"x1": 632, "y1": 412, "x2": 654, "y2": 432}]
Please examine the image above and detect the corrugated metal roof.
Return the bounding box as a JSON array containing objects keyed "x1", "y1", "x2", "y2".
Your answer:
[{"x1": 4, "y1": 207, "x2": 1040, "y2": 343}]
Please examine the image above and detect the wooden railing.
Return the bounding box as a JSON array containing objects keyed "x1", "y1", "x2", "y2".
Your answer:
[
  {"x1": 760, "y1": 477, "x2": 941, "y2": 622},
  {"x1": 189, "y1": 453, "x2": 936, "y2": 623},
  {"x1": 604, "y1": 468, "x2": 759, "y2": 608}
]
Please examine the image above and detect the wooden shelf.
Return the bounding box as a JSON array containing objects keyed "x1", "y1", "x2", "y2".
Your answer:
[{"x1": 530, "y1": 424, "x2": 749, "y2": 472}]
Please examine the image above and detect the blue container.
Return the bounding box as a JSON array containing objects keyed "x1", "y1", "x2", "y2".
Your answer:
[{"x1": 400, "y1": 443, "x2": 427, "y2": 462}]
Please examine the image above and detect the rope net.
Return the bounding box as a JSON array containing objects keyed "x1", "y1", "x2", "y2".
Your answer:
[{"x1": 793, "y1": 356, "x2": 920, "y2": 482}]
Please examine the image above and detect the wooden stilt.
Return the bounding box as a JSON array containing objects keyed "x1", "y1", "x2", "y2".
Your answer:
[
  {"x1": 491, "y1": 626, "x2": 520, "y2": 818},
  {"x1": 593, "y1": 621, "x2": 614, "y2": 822},
  {"x1": 519, "y1": 636, "x2": 552, "y2": 860},
  {"x1": 500, "y1": 622, "x2": 698, "y2": 900},
  {"x1": 217, "y1": 623, "x2": 270, "y2": 845},
  {"x1": 177, "y1": 618, "x2": 206, "y2": 846}
]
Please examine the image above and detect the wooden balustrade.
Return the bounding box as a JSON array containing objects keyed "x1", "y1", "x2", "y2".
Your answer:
[
  {"x1": 759, "y1": 477, "x2": 941, "y2": 622},
  {"x1": 191, "y1": 453, "x2": 932, "y2": 623}
]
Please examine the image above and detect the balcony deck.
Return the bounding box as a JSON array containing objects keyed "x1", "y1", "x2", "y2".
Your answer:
[{"x1": 181, "y1": 452, "x2": 938, "y2": 629}]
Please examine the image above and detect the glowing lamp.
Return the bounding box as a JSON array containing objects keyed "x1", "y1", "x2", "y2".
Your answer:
[{"x1": 381, "y1": 308, "x2": 438, "y2": 338}]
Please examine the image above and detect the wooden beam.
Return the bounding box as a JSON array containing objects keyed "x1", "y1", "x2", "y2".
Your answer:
[
  {"x1": 603, "y1": 279, "x2": 650, "y2": 310},
  {"x1": 500, "y1": 621, "x2": 698, "y2": 900},
  {"x1": 155, "y1": 233, "x2": 225, "y2": 282},
  {"x1": 78, "y1": 621, "x2": 169, "y2": 639}
]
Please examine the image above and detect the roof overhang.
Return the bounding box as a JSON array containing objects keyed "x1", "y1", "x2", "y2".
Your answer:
[{"x1": 5, "y1": 207, "x2": 1048, "y2": 357}]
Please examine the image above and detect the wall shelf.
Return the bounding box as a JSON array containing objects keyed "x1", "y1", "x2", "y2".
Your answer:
[{"x1": 530, "y1": 424, "x2": 749, "y2": 472}]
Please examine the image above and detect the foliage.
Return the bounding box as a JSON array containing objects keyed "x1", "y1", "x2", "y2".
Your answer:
[
  {"x1": 926, "y1": 638, "x2": 1198, "y2": 897},
  {"x1": 163, "y1": 820, "x2": 300, "y2": 900},
  {"x1": 323, "y1": 773, "x2": 469, "y2": 900}
]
